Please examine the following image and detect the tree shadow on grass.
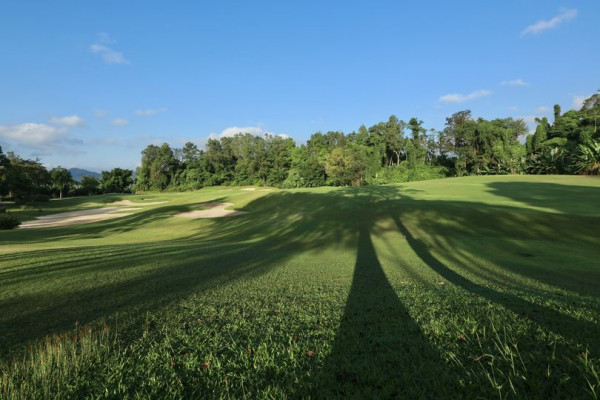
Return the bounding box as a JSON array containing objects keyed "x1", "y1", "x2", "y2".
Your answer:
[
  {"x1": 1, "y1": 202, "x2": 215, "y2": 245},
  {"x1": 0, "y1": 193, "x2": 353, "y2": 358},
  {"x1": 316, "y1": 224, "x2": 459, "y2": 398},
  {"x1": 391, "y1": 214, "x2": 600, "y2": 354},
  {"x1": 312, "y1": 184, "x2": 599, "y2": 397},
  {"x1": 0, "y1": 239, "x2": 285, "y2": 356},
  {"x1": 487, "y1": 181, "x2": 600, "y2": 215},
  {"x1": 1, "y1": 183, "x2": 599, "y2": 397}
]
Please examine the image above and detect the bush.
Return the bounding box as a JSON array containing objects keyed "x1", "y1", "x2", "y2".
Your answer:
[
  {"x1": 0, "y1": 214, "x2": 20, "y2": 230},
  {"x1": 282, "y1": 169, "x2": 304, "y2": 188}
]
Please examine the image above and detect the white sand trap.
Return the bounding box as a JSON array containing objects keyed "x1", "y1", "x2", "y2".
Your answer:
[
  {"x1": 20, "y1": 207, "x2": 135, "y2": 229},
  {"x1": 110, "y1": 200, "x2": 167, "y2": 206},
  {"x1": 174, "y1": 202, "x2": 246, "y2": 219},
  {"x1": 241, "y1": 188, "x2": 256, "y2": 191}
]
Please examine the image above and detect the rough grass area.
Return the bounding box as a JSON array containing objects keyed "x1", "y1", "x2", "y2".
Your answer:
[{"x1": 1, "y1": 176, "x2": 599, "y2": 399}]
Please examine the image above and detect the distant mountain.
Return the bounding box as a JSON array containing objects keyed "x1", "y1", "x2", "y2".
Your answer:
[{"x1": 69, "y1": 168, "x2": 101, "y2": 182}]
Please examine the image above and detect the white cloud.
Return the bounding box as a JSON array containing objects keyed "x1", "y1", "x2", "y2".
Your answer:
[
  {"x1": 508, "y1": 106, "x2": 519, "y2": 112},
  {"x1": 438, "y1": 89, "x2": 492, "y2": 103},
  {"x1": 90, "y1": 34, "x2": 130, "y2": 65},
  {"x1": 49, "y1": 115, "x2": 85, "y2": 127},
  {"x1": 111, "y1": 118, "x2": 129, "y2": 126},
  {"x1": 210, "y1": 126, "x2": 264, "y2": 139},
  {"x1": 518, "y1": 115, "x2": 539, "y2": 134},
  {"x1": 95, "y1": 109, "x2": 107, "y2": 118},
  {"x1": 521, "y1": 9, "x2": 577, "y2": 36},
  {"x1": 572, "y1": 95, "x2": 589, "y2": 110},
  {"x1": 535, "y1": 106, "x2": 550, "y2": 114},
  {"x1": 208, "y1": 126, "x2": 289, "y2": 140},
  {"x1": 91, "y1": 44, "x2": 130, "y2": 65},
  {"x1": 135, "y1": 108, "x2": 167, "y2": 116},
  {"x1": 500, "y1": 79, "x2": 530, "y2": 87},
  {"x1": 0, "y1": 123, "x2": 67, "y2": 148},
  {"x1": 519, "y1": 115, "x2": 537, "y2": 124}
]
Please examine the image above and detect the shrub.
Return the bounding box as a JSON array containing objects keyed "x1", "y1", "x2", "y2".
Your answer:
[
  {"x1": 282, "y1": 169, "x2": 304, "y2": 188},
  {"x1": 0, "y1": 214, "x2": 20, "y2": 229}
]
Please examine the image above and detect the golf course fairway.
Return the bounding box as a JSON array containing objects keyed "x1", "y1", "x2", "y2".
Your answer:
[{"x1": 1, "y1": 175, "x2": 599, "y2": 399}]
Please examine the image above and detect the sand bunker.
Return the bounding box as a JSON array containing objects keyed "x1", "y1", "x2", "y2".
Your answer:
[
  {"x1": 19, "y1": 200, "x2": 239, "y2": 228},
  {"x1": 174, "y1": 203, "x2": 246, "y2": 219},
  {"x1": 20, "y1": 207, "x2": 136, "y2": 229},
  {"x1": 19, "y1": 199, "x2": 168, "y2": 229},
  {"x1": 110, "y1": 200, "x2": 167, "y2": 206},
  {"x1": 241, "y1": 188, "x2": 256, "y2": 191}
]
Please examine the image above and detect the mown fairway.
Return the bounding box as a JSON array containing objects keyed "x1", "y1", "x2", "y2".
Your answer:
[{"x1": 1, "y1": 176, "x2": 599, "y2": 399}]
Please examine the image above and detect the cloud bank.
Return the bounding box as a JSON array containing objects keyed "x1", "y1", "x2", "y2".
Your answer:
[
  {"x1": 111, "y1": 118, "x2": 130, "y2": 126},
  {"x1": 572, "y1": 95, "x2": 589, "y2": 110},
  {"x1": 522, "y1": 9, "x2": 577, "y2": 36},
  {"x1": 0, "y1": 123, "x2": 67, "y2": 148},
  {"x1": 90, "y1": 34, "x2": 130, "y2": 65},
  {"x1": 209, "y1": 126, "x2": 289, "y2": 140},
  {"x1": 49, "y1": 115, "x2": 85, "y2": 127},
  {"x1": 439, "y1": 89, "x2": 492, "y2": 103},
  {"x1": 500, "y1": 79, "x2": 529, "y2": 87}
]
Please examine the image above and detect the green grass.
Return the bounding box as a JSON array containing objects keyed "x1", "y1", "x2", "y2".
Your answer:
[{"x1": 1, "y1": 176, "x2": 599, "y2": 399}]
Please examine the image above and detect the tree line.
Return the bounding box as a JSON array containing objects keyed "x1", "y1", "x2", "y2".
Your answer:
[
  {"x1": 134, "y1": 92, "x2": 600, "y2": 191},
  {"x1": 0, "y1": 149, "x2": 133, "y2": 204},
  {"x1": 2, "y1": 92, "x2": 598, "y2": 201}
]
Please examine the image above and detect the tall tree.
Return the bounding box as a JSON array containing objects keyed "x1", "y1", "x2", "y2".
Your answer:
[
  {"x1": 151, "y1": 144, "x2": 178, "y2": 190},
  {"x1": 531, "y1": 117, "x2": 550, "y2": 153},
  {"x1": 101, "y1": 168, "x2": 134, "y2": 193},
  {"x1": 136, "y1": 145, "x2": 160, "y2": 191},
  {"x1": 80, "y1": 176, "x2": 100, "y2": 195},
  {"x1": 581, "y1": 91, "x2": 600, "y2": 137},
  {"x1": 49, "y1": 167, "x2": 74, "y2": 199},
  {"x1": 407, "y1": 118, "x2": 427, "y2": 167},
  {"x1": 6, "y1": 153, "x2": 51, "y2": 203},
  {"x1": 553, "y1": 104, "x2": 562, "y2": 122},
  {"x1": 135, "y1": 143, "x2": 178, "y2": 190},
  {"x1": 0, "y1": 146, "x2": 10, "y2": 198}
]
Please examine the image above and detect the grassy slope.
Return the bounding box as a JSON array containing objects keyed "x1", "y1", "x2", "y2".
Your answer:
[{"x1": 0, "y1": 176, "x2": 599, "y2": 399}]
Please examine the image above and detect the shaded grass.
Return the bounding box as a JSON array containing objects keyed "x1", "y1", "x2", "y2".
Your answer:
[{"x1": 0, "y1": 177, "x2": 599, "y2": 398}]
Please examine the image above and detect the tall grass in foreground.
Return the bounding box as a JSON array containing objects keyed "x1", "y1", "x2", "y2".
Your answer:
[
  {"x1": 2, "y1": 313, "x2": 598, "y2": 399},
  {"x1": 0, "y1": 324, "x2": 116, "y2": 399}
]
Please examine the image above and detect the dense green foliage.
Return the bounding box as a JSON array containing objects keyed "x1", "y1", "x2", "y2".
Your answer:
[
  {"x1": 0, "y1": 146, "x2": 133, "y2": 201},
  {"x1": 526, "y1": 93, "x2": 600, "y2": 175},
  {"x1": 49, "y1": 166, "x2": 74, "y2": 199},
  {"x1": 79, "y1": 176, "x2": 101, "y2": 196},
  {"x1": 0, "y1": 214, "x2": 20, "y2": 230},
  {"x1": 100, "y1": 168, "x2": 134, "y2": 193},
  {"x1": 1, "y1": 150, "x2": 51, "y2": 203},
  {"x1": 135, "y1": 92, "x2": 600, "y2": 191},
  {"x1": 1, "y1": 176, "x2": 598, "y2": 398}
]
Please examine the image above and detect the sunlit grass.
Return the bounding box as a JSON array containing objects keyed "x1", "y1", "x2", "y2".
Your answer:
[{"x1": 1, "y1": 176, "x2": 599, "y2": 398}]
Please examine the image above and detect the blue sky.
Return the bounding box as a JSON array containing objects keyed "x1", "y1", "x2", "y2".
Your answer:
[{"x1": 1, "y1": 1, "x2": 598, "y2": 171}]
